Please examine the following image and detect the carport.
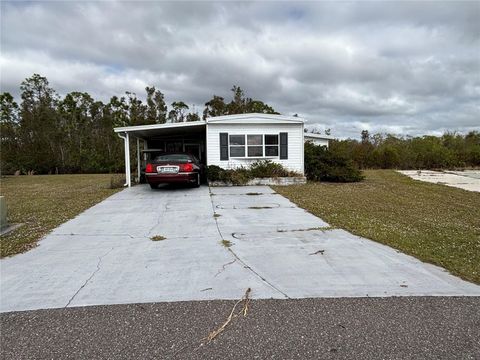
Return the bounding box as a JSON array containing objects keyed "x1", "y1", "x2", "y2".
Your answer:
[{"x1": 115, "y1": 121, "x2": 207, "y2": 187}]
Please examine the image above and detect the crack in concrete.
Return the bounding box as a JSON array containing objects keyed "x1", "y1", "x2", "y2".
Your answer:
[
  {"x1": 64, "y1": 247, "x2": 114, "y2": 308},
  {"x1": 208, "y1": 186, "x2": 290, "y2": 299},
  {"x1": 214, "y1": 259, "x2": 237, "y2": 277},
  {"x1": 146, "y1": 202, "x2": 168, "y2": 237}
]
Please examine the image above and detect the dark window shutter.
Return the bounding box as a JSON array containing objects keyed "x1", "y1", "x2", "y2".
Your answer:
[
  {"x1": 220, "y1": 133, "x2": 229, "y2": 160},
  {"x1": 280, "y1": 132, "x2": 288, "y2": 159}
]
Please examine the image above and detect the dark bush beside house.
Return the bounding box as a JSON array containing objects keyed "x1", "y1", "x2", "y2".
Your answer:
[
  {"x1": 206, "y1": 160, "x2": 300, "y2": 185},
  {"x1": 206, "y1": 165, "x2": 252, "y2": 185},
  {"x1": 205, "y1": 165, "x2": 225, "y2": 182},
  {"x1": 304, "y1": 142, "x2": 364, "y2": 182},
  {"x1": 249, "y1": 160, "x2": 291, "y2": 178}
]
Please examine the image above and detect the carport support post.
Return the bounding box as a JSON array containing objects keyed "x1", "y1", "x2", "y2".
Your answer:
[
  {"x1": 136, "y1": 137, "x2": 141, "y2": 183},
  {"x1": 124, "y1": 132, "x2": 131, "y2": 187}
]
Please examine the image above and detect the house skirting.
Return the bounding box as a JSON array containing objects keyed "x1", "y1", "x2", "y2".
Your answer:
[{"x1": 209, "y1": 177, "x2": 307, "y2": 187}]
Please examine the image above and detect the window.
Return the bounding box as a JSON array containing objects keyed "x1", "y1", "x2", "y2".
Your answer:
[
  {"x1": 228, "y1": 134, "x2": 280, "y2": 158},
  {"x1": 229, "y1": 135, "x2": 245, "y2": 157},
  {"x1": 247, "y1": 135, "x2": 263, "y2": 157},
  {"x1": 154, "y1": 154, "x2": 193, "y2": 162},
  {"x1": 265, "y1": 134, "x2": 279, "y2": 156}
]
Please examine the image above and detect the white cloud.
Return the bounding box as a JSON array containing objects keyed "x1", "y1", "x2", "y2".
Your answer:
[{"x1": 1, "y1": 1, "x2": 479, "y2": 139}]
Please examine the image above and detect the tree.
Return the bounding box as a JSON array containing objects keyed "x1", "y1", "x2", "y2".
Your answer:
[
  {"x1": 145, "y1": 86, "x2": 167, "y2": 124},
  {"x1": 125, "y1": 92, "x2": 146, "y2": 126},
  {"x1": 6, "y1": 75, "x2": 480, "y2": 175},
  {"x1": 18, "y1": 74, "x2": 60, "y2": 173},
  {"x1": 304, "y1": 141, "x2": 364, "y2": 182},
  {"x1": 203, "y1": 85, "x2": 278, "y2": 119},
  {"x1": 203, "y1": 95, "x2": 227, "y2": 119},
  {"x1": 108, "y1": 96, "x2": 129, "y2": 127},
  {"x1": 0, "y1": 93, "x2": 20, "y2": 173},
  {"x1": 58, "y1": 92, "x2": 95, "y2": 172},
  {"x1": 226, "y1": 85, "x2": 247, "y2": 114},
  {"x1": 244, "y1": 99, "x2": 278, "y2": 114},
  {"x1": 464, "y1": 131, "x2": 480, "y2": 165},
  {"x1": 361, "y1": 130, "x2": 370, "y2": 144},
  {"x1": 186, "y1": 112, "x2": 201, "y2": 122},
  {"x1": 0, "y1": 92, "x2": 18, "y2": 124},
  {"x1": 168, "y1": 101, "x2": 189, "y2": 122}
]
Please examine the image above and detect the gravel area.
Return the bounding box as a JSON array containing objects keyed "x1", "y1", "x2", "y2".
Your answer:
[
  {"x1": 1, "y1": 297, "x2": 479, "y2": 359},
  {"x1": 398, "y1": 170, "x2": 480, "y2": 192}
]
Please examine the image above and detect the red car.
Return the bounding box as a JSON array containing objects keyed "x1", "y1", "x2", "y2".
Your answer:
[{"x1": 145, "y1": 153, "x2": 204, "y2": 189}]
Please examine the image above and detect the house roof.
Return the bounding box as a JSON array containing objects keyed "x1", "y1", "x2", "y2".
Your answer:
[
  {"x1": 206, "y1": 113, "x2": 306, "y2": 124},
  {"x1": 304, "y1": 133, "x2": 334, "y2": 140}
]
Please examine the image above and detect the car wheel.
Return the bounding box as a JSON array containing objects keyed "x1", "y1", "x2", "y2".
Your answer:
[
  {"x1": 193, "y1": 174, "x2": 200, "y2": 188},
  {"x1": 149, "y1": 183, "x2": 157, "y2": 189}
]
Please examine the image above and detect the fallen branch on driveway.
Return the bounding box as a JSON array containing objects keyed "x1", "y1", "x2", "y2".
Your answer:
[
  {"x1": 205, "y1": 287, "x2": 251, "y2": 343},
  {"x1": 173, "y1": 287, "x2": 252, "y2": 357},
  {"x1": 242, "y1": 287, "x2": 251, "y2": 317}
]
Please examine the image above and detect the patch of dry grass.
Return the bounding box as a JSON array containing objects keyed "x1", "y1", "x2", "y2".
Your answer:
[
  {"x1": 221, "y1": 239, "x2": 233, "y2": 248},
  {"x1": 273, "y1": 170, "x2": 480, "y2": 284},
  {"x1": 0, "y1": 174, "x2": 122, "y2": 257}
]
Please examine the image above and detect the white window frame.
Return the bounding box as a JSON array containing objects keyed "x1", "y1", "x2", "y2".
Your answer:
[
  {"x1": 228, "y1": 134, "x2": 280, "y2": 159},
  {"x1": 264, "y1": 134, "x2": 280, "y2": 157},
  {"x1": 228, "y1": 134, "x2": 246, "y2": 158}
]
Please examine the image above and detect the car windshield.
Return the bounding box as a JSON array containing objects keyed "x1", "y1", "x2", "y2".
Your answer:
[{"x1": 154, "y1": 154, "x2": 192, "y2": 162}]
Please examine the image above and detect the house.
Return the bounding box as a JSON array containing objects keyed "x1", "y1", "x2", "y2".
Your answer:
[
  {"x1": 304, "y1": 132, "x2": 333, "y2": 147},
  {"x1": 114, "y1": 113, "x2": 330, "y2": 186}
]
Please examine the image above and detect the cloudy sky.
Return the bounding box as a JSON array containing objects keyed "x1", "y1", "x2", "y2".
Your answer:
[{"x1": 1, "y1": 1, "x2": 479, "y2": 138}]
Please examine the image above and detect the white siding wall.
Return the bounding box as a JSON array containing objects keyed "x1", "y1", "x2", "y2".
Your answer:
[{"x1": 207, "y1": 123, "x2": 304, "y2": 174}]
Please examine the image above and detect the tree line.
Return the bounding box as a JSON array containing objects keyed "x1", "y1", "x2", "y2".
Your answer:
[
  {"x1": 327, "y1": 130, "x2": 480, "y2": 169},
  {"x1": 1, "y1": 73, "x2": 479, "y2": 175},
  {"x1": 0, "y1": 74, "x2": 277, "y2": 174}
]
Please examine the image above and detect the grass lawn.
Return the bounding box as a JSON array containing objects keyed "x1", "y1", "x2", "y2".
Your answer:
[
  {"x1": 273, "y1": 170, "x2": 480, "y2": 284},
  {"x1": 0, "y1": 174, "x2": 122, "y2": 257}
]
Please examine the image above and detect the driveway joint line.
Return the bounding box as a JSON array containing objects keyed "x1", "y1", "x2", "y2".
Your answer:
[
  {"x1": 50, "y1": 233, "x2": 136, "y2": 238},
  {"x1": 64, "y1": 247, "x2": 114, "y2": 308}
]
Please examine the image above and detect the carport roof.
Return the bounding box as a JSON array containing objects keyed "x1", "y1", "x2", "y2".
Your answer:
[{"x1": 114, "y1": 121, "x2": 206, "y2": 138}]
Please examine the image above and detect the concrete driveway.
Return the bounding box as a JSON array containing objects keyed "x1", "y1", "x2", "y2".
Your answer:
[{"x1": 1, "y1": 185, "x2": 479, "y2": 312}]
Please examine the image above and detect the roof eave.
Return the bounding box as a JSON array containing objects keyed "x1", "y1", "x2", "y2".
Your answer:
[
  {"x1": 114, "y1": 120, "x2": 207, "y2": 133},
  {"x1": 206, "y1": 113, "x2": 306, "y2": 123}
]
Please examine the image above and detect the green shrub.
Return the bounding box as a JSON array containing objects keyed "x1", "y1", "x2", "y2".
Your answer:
[
  {"x1": 206, "y1": 165, "x2": 251, "y2": 184},
  {"x1": 226, "y1": 168, "x2": 252, "y2": 185},
  {"x1": 249, "y1": 160, "x2": 290, "y2": 178},
  {"x1": 205, "y1": 165, "x2": 225, "y2": 181},
  {"x1": 206, "y1": 161, "x2": 298, "y2": 185},
  {"x1": 304, "y1": 142, "x2": 364, "y2": 182}
]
